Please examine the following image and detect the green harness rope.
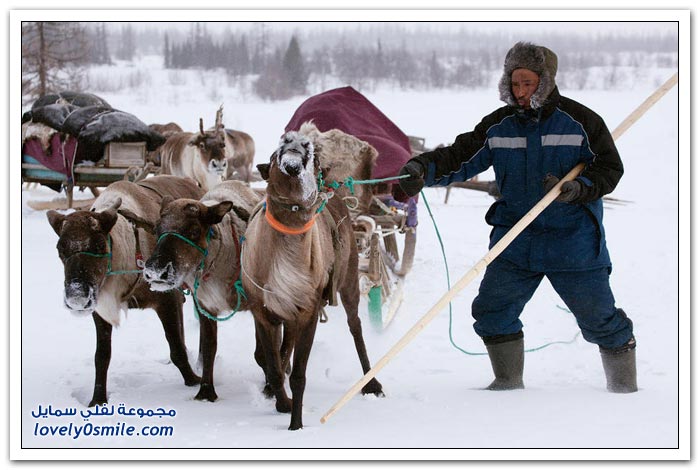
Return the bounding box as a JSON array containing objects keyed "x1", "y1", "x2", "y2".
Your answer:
[
  {"x1": 318, "y1": 172, "x2": 410, "y2": 195},
  {"x1": 157, "y1": 229, "x2": 244, "y2": 322},
  {"x1": 74, "y1": 235, "x2": 141, "y2": 276}
]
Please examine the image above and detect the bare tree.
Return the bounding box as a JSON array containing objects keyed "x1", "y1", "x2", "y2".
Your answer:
[{"x1": 22, "y1": 22, "x2": 89, "y2": 104}]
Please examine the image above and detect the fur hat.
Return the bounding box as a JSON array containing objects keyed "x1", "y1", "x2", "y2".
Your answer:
[{"x1": 498, "y1": 42, "x2": 558, "y2": 109}]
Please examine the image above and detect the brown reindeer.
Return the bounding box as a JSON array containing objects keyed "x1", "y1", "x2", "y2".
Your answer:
[
  {"x1": 46, "y1": 175, "x2": 205, "y2": 407},
  {"x1": 223, "y1": 128, "x2": 256, "y2": 184},
  {"x1": 159, "y1": 107, "x2": 229, "y2": 191},
  {"x1": 140, "y1": 180, "x2": 263, "y2": 401},
  {"x1": 242, "y1": 128, "x2": 384, "y2": 430}
]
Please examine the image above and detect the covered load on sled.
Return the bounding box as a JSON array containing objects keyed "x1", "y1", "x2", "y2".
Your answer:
[{"x1": 22, "y1": 91, "x2": 165, "y2": 208}]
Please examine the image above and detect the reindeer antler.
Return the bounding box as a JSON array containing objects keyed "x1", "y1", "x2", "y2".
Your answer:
[
  {"x1": 215, "y1": 105, "x2": 224, "y2": 131},
  {"x1": 199, "y1": 118, "x2": 205, "y2": 135}
]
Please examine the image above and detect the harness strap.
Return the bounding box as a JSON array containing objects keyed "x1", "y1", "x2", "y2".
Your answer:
[{"x1": 263, "y1": 199, "x2": 318, "y2": 235}]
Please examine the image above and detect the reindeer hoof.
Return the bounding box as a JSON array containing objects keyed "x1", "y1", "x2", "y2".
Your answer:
[
  {"x1": 262, "y1": 384, "x2": 275, "y2": 399},
  {"x1": 361, "y1": 378, "x2": 384, "y2": 397},
  {"x1": 194, "y1": 385, "x2": 218, "y2": 402},
  {"x1": 288, "y1": 421, "x2": 303, "y2": 431},
  {"x1": 184, "y1": 374, "x2": 202, "y2": 387},
  {"x1": 275, "y1": 397, "x2": 292, "y2": 413},
  {"x1": 88, "y1": 397, "x2": 107, "y2": 408}
]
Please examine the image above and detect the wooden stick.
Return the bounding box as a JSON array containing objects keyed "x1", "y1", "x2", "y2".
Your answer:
[
  {"x1": 320, "y1": 72, "x2": 679, "y2": 425},
  {"x1": 610, "y1": 72, "x2": 678, "y2": 141}
]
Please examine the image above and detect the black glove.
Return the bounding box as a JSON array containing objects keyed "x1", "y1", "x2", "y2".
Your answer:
[
  {"x1": 398, "y1": 159, "x2": 427, "y2": 197},
  {"x1": 542, "y1": 174, "x2": 585, "y2": 203}
]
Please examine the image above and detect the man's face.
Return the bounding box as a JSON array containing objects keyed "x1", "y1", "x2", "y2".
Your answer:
[{"x1": 511, "y1": 68, "x2": 540, "y2": 109}]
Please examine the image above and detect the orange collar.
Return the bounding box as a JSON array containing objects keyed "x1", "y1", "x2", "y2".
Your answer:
[{"x1": 264, "y1": 199, "x2": 318, "y2": 235}]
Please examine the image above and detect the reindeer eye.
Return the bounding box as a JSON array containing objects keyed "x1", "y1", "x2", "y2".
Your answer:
[
  {"x1": 189, "y1": 226, "x2": 201, "y2": 239},
  {"x1": 199, "y1": 142, "x2": 206, "y2": 149},
  {"x1": 220, "y1": 142, "x2": 225, "y2": 148}
]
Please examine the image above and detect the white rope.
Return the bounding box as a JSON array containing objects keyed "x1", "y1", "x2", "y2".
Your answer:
[{"x1": 239, "y1": 244, "x2": 275, "y2": 294}]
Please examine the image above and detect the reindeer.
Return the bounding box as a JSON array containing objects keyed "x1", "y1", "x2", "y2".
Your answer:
[
  {"x1": 159, "y1": 107, "x2": 229, "y2": 191},
  {"x1": 46, "y1": 175, "x2": 205, "y2": 407},
  {"x1": 242, "y1": 127, "x2": 384, "y2": 430},
  {"x1": 140, "y1": 180, "x2": 263, "y2": 402},
  {"x1": 223, "y1": 128, "x2": 256, "y2": 184}
]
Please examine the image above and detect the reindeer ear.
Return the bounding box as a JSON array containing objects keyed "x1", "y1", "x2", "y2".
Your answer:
[
  {"x1": 257, "y1": 163, "x2": 270, "y2": 181},
  {"x1": 97, "y1": 208, "x2": 119, "y2": 233},
  {"x1": 46, "y1": 210, "x2": 66, "y2": 236},
  {"x1": 204, "y1": 201, "x2": 233, "y2": 225},
  {"x1": 118, "y1": 208, "x2": 156, "y2": 234},
  {"x1": 160, "y1": 195, "x2": 174, "y2": 214},
  {"x1": 230, "y1": 205, "x2": 251, "y2": 223}
]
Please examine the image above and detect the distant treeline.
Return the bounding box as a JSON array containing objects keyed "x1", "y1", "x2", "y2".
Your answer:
[
  {"x1": 22, "y1": 21, "x2": 679, "y2": 103},
  {"x1": 157, "y1": 23, "x2": 678, "y2": 99}
]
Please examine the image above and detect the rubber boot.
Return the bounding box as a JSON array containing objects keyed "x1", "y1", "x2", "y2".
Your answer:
[
  {"x1": 600, "y1": 337, "x2": 638, "y2": 393},
  {"x1": 484, "y1": 336, "x2": 524, "y2": 391}
]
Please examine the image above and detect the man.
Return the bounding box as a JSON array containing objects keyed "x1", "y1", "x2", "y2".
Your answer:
[{"x1": 399, "y1": 42, "x2": 637, "y2": 393}]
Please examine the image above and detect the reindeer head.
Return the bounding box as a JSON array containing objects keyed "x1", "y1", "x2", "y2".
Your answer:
[
  {"x1": 189, "y1": 105, "x2": 228, "y2": 176},
  {"x1": 142, "y1": 196, "x2": 234, "y2": 292},
  {"x1": 258, "y1": 131, "x2": 321, "y2": 209},
  {"x1": 46, "y1": 200, "x2": 121, "y2": 316}
]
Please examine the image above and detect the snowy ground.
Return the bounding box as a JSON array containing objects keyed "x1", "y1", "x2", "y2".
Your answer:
[{"x1": 15, "y1": 58, "x2": 682, "y2": 459}]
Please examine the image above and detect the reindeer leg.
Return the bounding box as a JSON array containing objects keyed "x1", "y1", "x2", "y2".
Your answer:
[
  {"x1": 153, "y1": 293, "x2": 201, "y2": 386},
  {"x1": 253, "y1": 323, "x2": 274, "y2": 398},
  {"x1": 340, "y1": 279, "x2": 384, "y2": 397},
  {"x1": 90, "y1": 312, "x2": 112, "y2": 407},
  {"x1": 280, "y1": 323, "x2": 296, "y2": 376},
  {"x1": 288, "y1": 308, "x2": 319, "y2": 431},
  {"x1": 256, "y1": 323, "x2": 295, "y2": 397},
  {"x1": 254, "y1": 311, "x2": 291, "y2": 413},
  {"x1": 194, "y1": 316, "x2": 218, "y2": 401}
]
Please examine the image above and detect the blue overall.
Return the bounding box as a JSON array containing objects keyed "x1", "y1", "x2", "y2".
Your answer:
[{"x1": 424, "y1": 105, "x2": 633, "y2": 349}]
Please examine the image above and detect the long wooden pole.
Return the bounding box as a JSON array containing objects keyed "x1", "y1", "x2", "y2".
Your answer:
[{"x1": 321, "y1": 72, "x2": 678, "y2": 425}]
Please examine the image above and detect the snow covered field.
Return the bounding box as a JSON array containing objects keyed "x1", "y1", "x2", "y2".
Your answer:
[{"x1": 14, "y1": 58, "x2": 683, "y2": 459}]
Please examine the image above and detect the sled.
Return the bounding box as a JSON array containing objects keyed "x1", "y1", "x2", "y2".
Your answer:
[
  {"x1": 22, "y1": 92, "x2": 164, "y2": 209},
  {"x1": 22, "y1": 139, "x2": 157, "y2": 209}
]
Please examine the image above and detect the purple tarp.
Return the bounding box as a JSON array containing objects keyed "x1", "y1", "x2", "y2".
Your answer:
[{"x1": 22, "y1": 134, "x2": 78, "y2": 177}]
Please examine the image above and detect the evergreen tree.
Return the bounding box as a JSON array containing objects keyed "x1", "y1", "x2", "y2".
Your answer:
[{"x1": 282, "y1": 35, "x2": 308, "y2": 94}]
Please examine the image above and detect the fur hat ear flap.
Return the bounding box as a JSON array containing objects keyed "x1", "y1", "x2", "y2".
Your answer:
[{"x1": 498, "y1": 42, "x2": 558, "y2": 109}]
